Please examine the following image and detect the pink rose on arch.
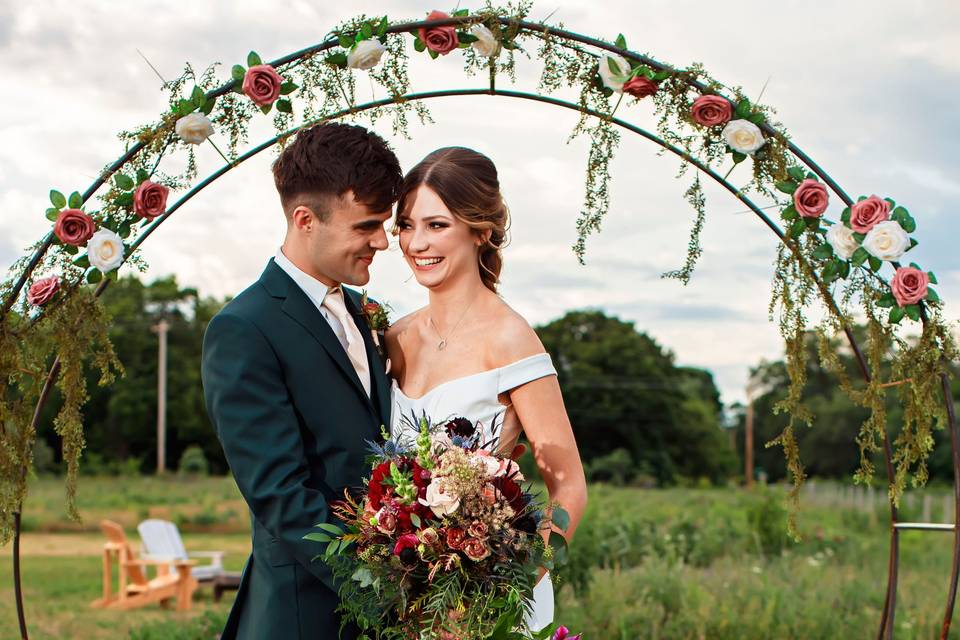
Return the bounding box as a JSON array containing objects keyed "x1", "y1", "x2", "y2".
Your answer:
[
  {"x1": 133, "y1": 180, "x2": 169, "y2": 221},
  {"x1": 419, "y1": 11, "x2": 459, "y2": 55},
  {"x1": 690, "y1": 95, "x2": 733, "y2": 127},
  {"x1": 622, "y1": 76, "x2": 659, "y2": 100},
  {"x1": 891, "y1": 266, "x2": 929, "y2": 307},
  {"x1": 27, "y1": 276, "x2": 60, "y2": 306},
  {"x1": 53, "y1": 208, "x2": 96, "y2": 246},
  {"x1": 793, "y1": 179, "x2": 829, "y2": 218},
  {"x1": 849, "y1": 195, "x2": 890, "y2": 234},
  {"x1": 242, "y1": 64, "x2": 283, "y2": 106}
]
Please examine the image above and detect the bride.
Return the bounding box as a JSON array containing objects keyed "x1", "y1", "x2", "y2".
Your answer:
[{"x1": 384, "y1": 146, "x2": 588, "y2": 631}]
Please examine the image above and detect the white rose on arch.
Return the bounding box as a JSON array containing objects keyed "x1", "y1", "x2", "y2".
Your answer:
[
  {"x1": 175, "y1": 113, "x2": 215, "y2": 145},
  {"x1": 87, "y1": 229, "x2": 125, "y2": 273},
  {"x1": 826, "y1": 222, "x2": 859, "y2": 260},
  {"x1": 347, "y1": 39, "x2": 387, "y2": 70},
  {"x1": 598, "y1": 53, "x2": 630, "y2": 93},
  {"x1": 469, "y1": 24, "x2": 500, "y2": 57},
  {"x1": 863, "y1": 220, "x2": 910, "y2": 261},
  {"x1": 722, "y1": 119, "x2": 765, "y2": 155}
]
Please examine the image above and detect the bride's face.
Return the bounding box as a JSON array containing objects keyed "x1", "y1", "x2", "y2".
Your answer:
[{"x1": 396, "y1": 184, "x2": 480, "y2": 290}]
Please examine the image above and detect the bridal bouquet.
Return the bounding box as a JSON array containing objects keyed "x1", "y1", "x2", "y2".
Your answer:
[{"x1": 306, "y1": 416, "x2": 572, "y2": 640}]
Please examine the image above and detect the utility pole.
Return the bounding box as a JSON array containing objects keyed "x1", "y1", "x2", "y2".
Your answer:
[
  {"x1": 152, "y1": 318, "x2": 169, "y2": 474},
  {"x1": 744, "y1": 374, "x2": 763, "y2": 489}
]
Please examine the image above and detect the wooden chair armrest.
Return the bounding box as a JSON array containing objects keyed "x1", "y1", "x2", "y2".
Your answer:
[
  {"x1": 125, "y1": 558, "x2": 197, "y2": 567},
  {"x1": 188, "y1": 551, "x2": 226, "y2": 559}
]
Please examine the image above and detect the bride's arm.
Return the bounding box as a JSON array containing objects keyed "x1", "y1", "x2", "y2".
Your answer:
[{"x1": 510, "y1": 375, "x2": 588, "y2": 542}]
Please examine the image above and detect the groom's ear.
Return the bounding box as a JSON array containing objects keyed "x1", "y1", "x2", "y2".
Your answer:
[{"x1": 290, "y1": 205, "x2": 322, "y2": 232}]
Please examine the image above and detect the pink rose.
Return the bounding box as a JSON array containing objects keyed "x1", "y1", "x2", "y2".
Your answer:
[
  {"x1": 690, "y1": 95, "x2": 732, "y2": 127},
  {"x1": 53, "y1": 209, "x2": 96, "y2": 246},
  {"x1": 622, "y1": 76, "x2": 659, "y2": 100},
  {"x1": 467, "y1": 521, "x2": 488, "y2": 539},
  {"x1": 27, "y1": 276, "x2": 60, "y2": 306},
  {"x1": 891, "y1": 267, "x2": 929, "y2": 307},
  {"x1": 375, "y1": 507, "x2": 397, "y2": 534},
  {"x1": 553, "y1": 626, "x2": 582, "y2": 640},
  {"x1": 793, "y1": 179, "x2": 829, "y2": 218},
  {"x1": 461, "y1": 537, "x2": 490, "y2": 562},
  {"x1": 419, "y1": 11, "x2": 459, "y2": 55},
  {"x1": 242, "y1": 64, "x2": 283, "y2": 106},
  {"x1": 850, "y1": 195, "x2": 890, "y2": 234},
  {"x1": 133, "y1": 180, "x2": 169, "y2": 221}
]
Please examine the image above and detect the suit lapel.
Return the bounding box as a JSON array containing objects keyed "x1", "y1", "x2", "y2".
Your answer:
[
  {"x1": 260, "y1": 261, "x2": 372, "y2": 407},
  {"x1": 343, "y1": 288, "x2": 392, "y2": 429}
]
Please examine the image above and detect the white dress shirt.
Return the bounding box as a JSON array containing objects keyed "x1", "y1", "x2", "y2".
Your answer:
[{"x1": 273, "y1": 248, "x2": 350, "y2": 351}]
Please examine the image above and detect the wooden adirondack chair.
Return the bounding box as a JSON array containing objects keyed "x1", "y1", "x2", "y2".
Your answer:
[
  {"x1": 90, "y1": 519, "x2": 197, "y2": 611},
  {"x1": 137, "y1": 518, "x2": 225, "y2": 582}
]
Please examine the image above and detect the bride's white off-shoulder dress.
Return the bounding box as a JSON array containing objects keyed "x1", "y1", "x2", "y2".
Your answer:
[{"x1": 389, "y1": 353, "x2": 558, "y2": 632}]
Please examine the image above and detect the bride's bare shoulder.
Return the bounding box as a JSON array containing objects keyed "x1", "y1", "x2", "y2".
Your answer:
[
  {"x1": 385, "y1": 308, "x2": 425, "y2": 377},
  {"x1": 487, "y1": 299, "x2": 546, "y2": 367}
]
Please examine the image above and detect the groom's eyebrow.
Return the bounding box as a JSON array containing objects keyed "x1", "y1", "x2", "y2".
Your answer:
[{"x1": 353, "y1": 218, "x2": 388, "y2": 230}]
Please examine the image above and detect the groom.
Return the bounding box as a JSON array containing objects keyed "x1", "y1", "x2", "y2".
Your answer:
[{"x1": 201, "y1": 122, "x2": 401, "y2": 639}]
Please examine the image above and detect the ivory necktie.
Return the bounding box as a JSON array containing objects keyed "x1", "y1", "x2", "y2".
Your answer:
[{"x1": 322, "y1": 287, "x2": 371, "y2": 397}]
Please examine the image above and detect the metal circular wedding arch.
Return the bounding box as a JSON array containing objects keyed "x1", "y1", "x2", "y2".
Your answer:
[{"x1": 1, "y1": 9, "x2": 957, "y2": 639}]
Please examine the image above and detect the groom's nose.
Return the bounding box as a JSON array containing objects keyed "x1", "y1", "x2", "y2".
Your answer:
[{"x1": 370, "y1": 224, "x2": 389, "y2": 251}]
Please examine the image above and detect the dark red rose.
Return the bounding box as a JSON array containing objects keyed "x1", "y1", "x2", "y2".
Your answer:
[
  {"x1": 53, "y1": 208, "x2": 96, "y2": 246},
  {"x1": 367, "y1": 461, "x2": 393, "y2": 509},
  {"x1": 493, "y1": 476, "x2": 527, "y2": 514},
  {"x1": 418, "y1": 11, "x2": 459, "y2": 55},
  {"x1": 133, "y1": 180, "x2": 170, "y2": 220},
  {"x1": 445, "y1": 417, "x2": 475, "y2": 439},
  {"x1": 622, "y1": 76, "x2": 659, "y2": 100},
  {"x1": 445, "y1": 527, "x2": 466, "y2": 550}
]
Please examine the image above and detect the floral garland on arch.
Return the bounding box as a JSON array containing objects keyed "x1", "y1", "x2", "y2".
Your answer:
[{"x1": 0, "y1": 2, "x2": 956, "y2": 542}]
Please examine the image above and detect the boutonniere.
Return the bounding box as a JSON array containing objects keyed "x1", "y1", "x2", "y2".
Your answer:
[{"x1": 360, "y1": 290, "x2": 391, "y2": 360}]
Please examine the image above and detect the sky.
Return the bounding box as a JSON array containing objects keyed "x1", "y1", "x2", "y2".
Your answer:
[{"x1": 0, "y1": 1, "x2": 957, "y2": 406}]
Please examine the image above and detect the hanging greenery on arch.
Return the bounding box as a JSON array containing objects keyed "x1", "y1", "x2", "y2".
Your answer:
[{"x1": 1, "y1": 3, "x2": 957, "y2": 638}]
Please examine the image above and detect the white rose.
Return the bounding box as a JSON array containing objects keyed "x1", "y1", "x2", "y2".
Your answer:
[
  {"x1": 722, "y1": 119, "x2": 765, "y2": 155},
  {"x1": 598, "y1": 53, "x2": 630, "y2": 93},
  {"x1": 418, "y1": 479, "x2": 460, "y2": 518},
  {"x1": 862, "y1": 220, "x2": 910, "y2": 261},
  {"x1": 825, "y1": 222, "x2": 859, "y2": 260},
  {"x1": 87, "y1": 229, "x2": 125, "y2": 273},
  {"x1": 175, "y1": 113, "x2": 215, "y2": 145},
  {"x1": 469, "y1": 24, "x2": 500, "y2": 57},
  {"x1": 347, "y1": 39, "x2": 387, "y2": 70},
  {"x1": 476, "y1": 454, "x2": 501, "y2": 478}
]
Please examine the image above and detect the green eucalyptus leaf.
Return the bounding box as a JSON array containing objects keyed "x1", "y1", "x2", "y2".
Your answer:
[
  {"x1": 812, "y1": 243, "x2": 834, "y2": 260},
  {"x1": 775, "y1": 181, "x2": 797, "y2": 195},
  {"x1": 247, "y1": 51, "x2": 262, "y2": 67},
  {"x1": 68, "y1": 191, "x2": 83, "y2": 208},
  {"x1": 787, "y1": 166, "x2": 806, "y2": 182},
  {"x1": 50, "y1": 190, "x2": 66, "y2": 208},
  {"x1": 851, "y1": 247, "x2": 869, "y2": 266},
  {"x1": 200, "y1": 94, "x2": 217, "y2": 115},
  {"x1": 548, "y1": 531, "x2": 568, "y2": 565},
  {"x1": 114, "y1": 174, "x2": 134, "y2": 191},
  {"x1": 276, "y1": 98, "x2": 293, "y2": 114},
  {"x1": 889, "y1": 306, "x2": 905, "y2": 324},
  {"x1": 552, "y1": 506, "x2": 570, "y2": 532}
]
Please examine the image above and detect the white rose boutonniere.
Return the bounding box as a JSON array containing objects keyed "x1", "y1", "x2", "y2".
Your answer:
[{"x1": 347, "y1": 39, "x2": 387, "y2": 70}]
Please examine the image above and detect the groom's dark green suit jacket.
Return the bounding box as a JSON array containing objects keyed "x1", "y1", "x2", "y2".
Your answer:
[{"x1": 201, "y1": 259, "x2": 391, "y2": 640}]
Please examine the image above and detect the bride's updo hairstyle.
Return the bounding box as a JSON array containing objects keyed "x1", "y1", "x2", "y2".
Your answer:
[{"x1": 396, "y1": 147, "x2": 510, "y2": 293}]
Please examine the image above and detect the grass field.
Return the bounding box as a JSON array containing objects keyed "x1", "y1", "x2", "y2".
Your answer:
[{"x1": 3, "y1": 475, "x2": 960, "y2": 639}]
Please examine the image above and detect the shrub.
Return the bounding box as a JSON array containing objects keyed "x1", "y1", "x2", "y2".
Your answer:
[{"x1": 178, "y1": 445, "x2": 210, "y2": 476}]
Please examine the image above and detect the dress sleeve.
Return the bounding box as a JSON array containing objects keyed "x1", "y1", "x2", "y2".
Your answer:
[{"x1": 497, "y1": 353, "x2": 557, "y2": 394}]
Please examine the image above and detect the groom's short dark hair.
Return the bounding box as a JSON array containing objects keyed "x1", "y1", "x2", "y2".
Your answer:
[{"x1": 272, "y1": 122, "x2": 402, "y2": 221}]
